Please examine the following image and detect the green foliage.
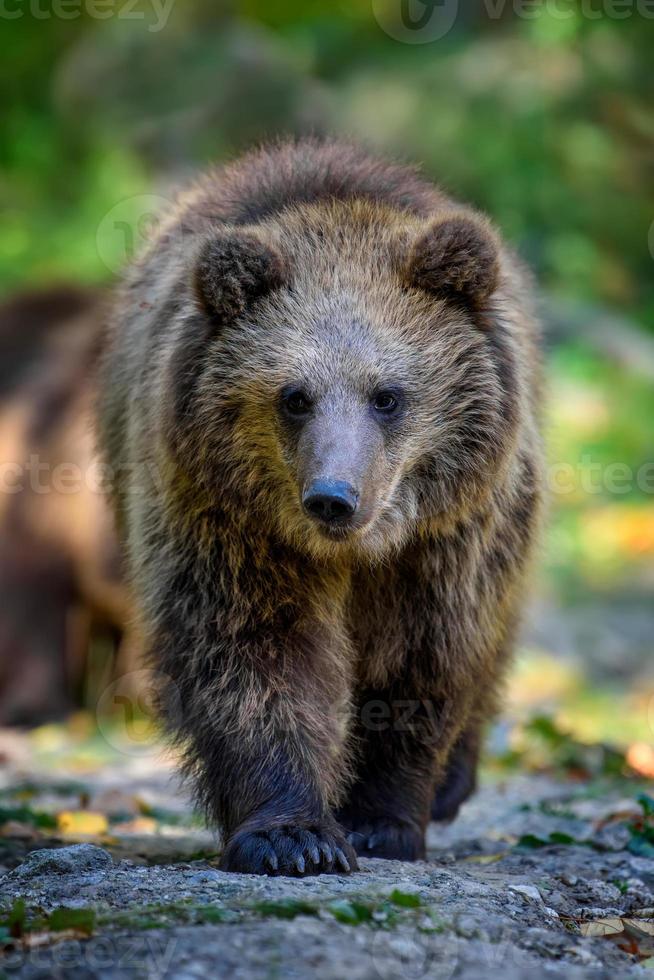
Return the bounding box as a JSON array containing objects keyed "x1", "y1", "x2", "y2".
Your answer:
[
  {"x1": 7, "y1": 899, "x2": 26, "y2": 939},
  {"x1": 637, "y1": 793, "x2": 654, "y2": 818},
  {"x1": 548, "y1": 342, "x2": 654, "y2": 504},
  {"x1": 327, "y1": 899, "x2": 374, "y2": 924},
  {"x1": 0, "y1": 806, "x2": 57, "y2": 829},
  {"x1": 251, "y1": 898, "x2": 320, "y2": 920},
  {"x1": 48, "y1": 906, "x2": 95, "y2": 935},
  {"x1": 1, "y1": 2, "x2": 653, "y2": 330},
  {"x1": 507, "y1": 714, "x2": 630, "y2": 777},
  {"x1": 251, "y1": 893, "x2": 423, "y2": 926},
  {"x1": 389, "y1": 889, "x2": 422, "y2": 909},
  {"x1": 515, "y1": 792, "x2": 654, "y2": 855},
  {"x1": 0, "y1": 899, "x2": 96, "y2": 946},
  {"x1": 627, "y1": 794, "x2": 654, "y2": 858},
  {"x1": 517, "y1": 832, "x2": 578, "y2": 848},
  {"x1": 98, "y1": 901, "x2": 237, "y2": 930}
]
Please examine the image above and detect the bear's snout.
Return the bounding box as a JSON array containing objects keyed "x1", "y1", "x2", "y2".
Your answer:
[{"x1": 302, "y1": 479, "x2": 359, "y2": 526}]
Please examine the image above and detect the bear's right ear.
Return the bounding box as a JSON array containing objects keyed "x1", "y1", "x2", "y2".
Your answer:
[{"x1": 194, "y1": 230, "x2": 287, "y2": 323}]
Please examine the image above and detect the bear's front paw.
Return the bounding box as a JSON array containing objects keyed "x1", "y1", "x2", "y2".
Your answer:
[
  {"x1": 219, "y1": 823, "x2": 359, "y2": 877},
  {"x1": 345, "y1": 819, "x2": 425, "y2": 861}
]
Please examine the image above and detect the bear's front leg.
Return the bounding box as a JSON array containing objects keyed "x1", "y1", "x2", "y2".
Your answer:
[
  {"x1": 335, "y1": 685, "x2": 449, "y2": 861},
  {"x1": 154, "y1": 580, "x2": 358, "y2": 877},
  {"x1": 216, "y1": 699, "x2": 357, "y2": 877}
]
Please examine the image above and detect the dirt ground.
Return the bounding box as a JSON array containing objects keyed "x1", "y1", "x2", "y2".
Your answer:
[{"x1": 0, "y1": 729, "x2": 653, "y2": 980}]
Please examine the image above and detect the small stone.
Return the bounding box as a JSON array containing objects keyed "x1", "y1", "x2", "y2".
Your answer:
[
  {"x1": 11, "y1": 844, "x2": 112, "y2": 879},
  {"x1": 509, "y1": 884, "x2": 543, "y2": 903},
  {"x1": 187, "y1": 870, "x2": 222, "y2": 885}
]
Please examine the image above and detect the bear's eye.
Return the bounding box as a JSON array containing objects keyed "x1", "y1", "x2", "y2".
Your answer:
[
  {"x1": 281, "y1": 387, "x2": 312, "y2": 417},
  {"x1": 372, "y1": 390, "x2": 401, "y2": 415}
]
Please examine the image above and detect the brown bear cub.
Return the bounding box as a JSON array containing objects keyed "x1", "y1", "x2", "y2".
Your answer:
[
  {"x1": 0, "y1": 286, "x2": 134, "y2": 725},
  {"x1": 98, "y1": 139, "x2": 543, "y2": 876}
]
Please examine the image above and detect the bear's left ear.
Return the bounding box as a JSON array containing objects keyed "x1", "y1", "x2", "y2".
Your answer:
[
  {"x1": 404, "y1": 212, "x2": 500, "y2": 307},
  {"x1": 194, "y1": 229, "x2": 288, "y2": 324}
]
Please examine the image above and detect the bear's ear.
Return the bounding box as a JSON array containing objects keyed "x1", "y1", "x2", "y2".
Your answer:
[
  {"x1": 405, "y1": 212, "x2": 500, "y2": 307},
  {"x1": 194, "y1": 230, "x2": 287, "y2": 323}
]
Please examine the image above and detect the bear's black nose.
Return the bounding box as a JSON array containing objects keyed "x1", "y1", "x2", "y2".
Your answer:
[{"x1": 302, "y1": 480, "x2": 359, "y2": 524}]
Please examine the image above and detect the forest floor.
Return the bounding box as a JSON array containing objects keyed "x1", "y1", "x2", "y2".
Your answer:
[{"x1": 0, "y1": 723, "x2": 653, "y2": 979}]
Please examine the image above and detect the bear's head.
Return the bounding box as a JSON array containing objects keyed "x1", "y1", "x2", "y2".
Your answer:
[{"x1": 166, "y1": 200, "x2": 521, "y2": 562}]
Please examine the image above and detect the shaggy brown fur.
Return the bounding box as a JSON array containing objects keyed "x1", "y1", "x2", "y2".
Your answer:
[
  {"x1": 0, "y1": 286, "x2": 136, "y2": 724},
  {"x1": 98, "y1": 139, "x2": 544, "y2": 875}
]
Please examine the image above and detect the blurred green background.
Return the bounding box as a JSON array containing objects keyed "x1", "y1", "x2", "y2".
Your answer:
[{"x1": 1, "y1": 0, "x2": 653, "y2": 760}]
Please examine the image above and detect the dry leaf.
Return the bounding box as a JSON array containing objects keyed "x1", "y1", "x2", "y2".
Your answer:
[
  {"x1": 111, "y1": 817, "x2": 158, "y2": 835},
  {"x1": 57, "y1": 811, "x2": 108, "y2": 836},
  {"x1": 624, "y1": 919, "x2": 654, "y2": 937},
  {"x1": 580, "y1": 918, "x2": 624, "y2": 938},
  {"x1": 22, "y1": 929, "x2": 89, "y2": 949},
  {"x1": 462, "y1": 853, "x2": 505, "y2": 864}
]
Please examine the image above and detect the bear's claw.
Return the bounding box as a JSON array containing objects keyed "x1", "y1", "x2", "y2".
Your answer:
[
  {"x1": 219, "y1": 824, "x2": 358, "y2": 877},
  {"x1": 345, "y1": 820, "x2": 425, "y2": 861}
]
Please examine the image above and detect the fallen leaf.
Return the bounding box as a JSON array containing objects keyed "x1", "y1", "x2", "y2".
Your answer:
[
  {"x1": 624, "y1": 919, "x2": 654, "y2": 937},
  {"x1": 462, "y1": 853, "x2": 505, "y2": 864},
  {"x1": 57, "y1": 811, "x2": 108, "y2": 836},
  {"x1": 111, "y1": 817, "x2": 158, "y2": 835},
  {"x1": 22, "y1": 929, "x2": 90, "y2": 949},
  {"x1": 30, "y1": 725, "x2": 68, "y2": 753},
  {"x1": 580, "y1": 918, "x2": 624, "y2": 937},
  {"x1": 596, "y1": 808, "x2": 642, "y2": 829}
]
